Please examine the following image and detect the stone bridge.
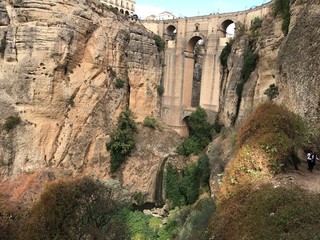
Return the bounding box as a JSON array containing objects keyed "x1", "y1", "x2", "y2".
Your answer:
[{"x1": 142, "y1": 2, "x2": 272, "y2": 135}]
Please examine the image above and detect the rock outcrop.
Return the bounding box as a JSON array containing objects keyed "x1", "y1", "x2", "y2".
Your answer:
[
  {"x1": 0, "y1": 0, "x2": 177, "y2": 202},
  {"x1": 219, "y1": 0, "x2": 320, "y2": 127}
]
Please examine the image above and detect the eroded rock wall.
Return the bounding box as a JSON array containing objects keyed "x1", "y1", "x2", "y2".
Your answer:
[
  {"x1": 0, "y1": 0, "x2": 176, "y2": 202},
  {"x1": 218, "y1": 0, "x2": 320, "y2": 127}
]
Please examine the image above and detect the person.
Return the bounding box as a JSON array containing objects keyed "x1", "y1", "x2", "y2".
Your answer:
[{"x1": 307, "y1": 151, "x2": 314, "y2": 172}]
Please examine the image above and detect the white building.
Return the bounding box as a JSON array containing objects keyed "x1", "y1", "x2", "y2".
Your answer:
[
  {"x1": 100, "y1": 0, "x2": 136, "y2": 15},
  {"x1": 146, "y1": 11, "x2": 176, "y2": 21}
]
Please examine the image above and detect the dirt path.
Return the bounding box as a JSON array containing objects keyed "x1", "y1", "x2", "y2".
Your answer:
[{"x1": 274, "y1": 160, "x2": 320, "y2": 193}]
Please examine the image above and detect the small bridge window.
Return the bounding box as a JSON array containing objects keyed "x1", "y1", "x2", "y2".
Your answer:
[{"x1": 195, "y1": 23, "x2": 200, "y2": 32}]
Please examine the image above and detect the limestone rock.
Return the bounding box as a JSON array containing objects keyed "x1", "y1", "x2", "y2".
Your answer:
[{"x1": 0, "y1": 0, "x2": 172, "y2": 201}]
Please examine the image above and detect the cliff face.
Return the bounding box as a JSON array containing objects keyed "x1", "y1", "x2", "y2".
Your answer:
[
  {"x1": 219, "y1": 0, "x2": 320, "y2": 127},
  {"x1": 0, "y1": 0, "x2": 178, "y2": 201},
  {"x1": 276, "y1": 0, "x2": 320, "y2": 121}
]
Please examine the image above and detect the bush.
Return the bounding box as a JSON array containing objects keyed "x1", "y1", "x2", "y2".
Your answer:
[
  {"x1": 179, "y1": 198, "x2": 215, "y2": 240},
  {"x1": 178, "y1": 107, "x2": 214, "y2": 156},
  {"x1": 158, "y1": 207, "x2": 191, "y2": 240},
  {"x1": 115, "y1": 78, "x2": 125, "y2": 89},
  {"x1": 143, "y1": 116, "x2": 158, "y2": 128},
  {"x1": 237, "y1": 102, "x2": 309, "y2": 171},
  {"x1": 153, "y1": 34, "x2": 166, "y2": 52},
  {"x1": 106, "y1": 108, "x2": 137, "y2": 172},
  {"x1": 240, "y1": 47, "x2": 259, "y2": 82},
  {"x1": 165, "y1": 155, "x2": 211, "y2": 208},
  {"x1": 118, "y1": 208, "x2": 158, "y2": 239},
  {"x1": 273, "y1": 0, "x2": 291, "y2": 35},
  {"x1": 23, "y1": 177, "x2": 126, "y2": 240},
  {"x1": 177, "y1": 136, "x2": 203, "y2": 156},
  {"x1": 3, "y1": 115, "x2": 21, "y2": 131},
  {"x1": 157, "y1": 84, "x2": 165, "y2": 97},
  {"x1": 220, "y1": 42, "x2": 232, "y2": 69},
  {"x1": 251, "y1": 17, "x2": 262, "y2": 30},
  {"x1": 165, "y1": 163, "x2": 186, "y2": 207},
  {"x1": 264, "y1": 83, "x2": 279, "y2": 100},
  {"x1": 210, "y1": 184, "x2": 320, "y2": 240}
]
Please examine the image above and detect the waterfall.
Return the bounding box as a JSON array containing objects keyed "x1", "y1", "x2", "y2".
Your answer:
[{"x1": 155, "y1": 157, "x2": 168, "y2": 207}]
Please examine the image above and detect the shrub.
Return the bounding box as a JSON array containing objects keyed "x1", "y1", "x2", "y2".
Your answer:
[
  {"x1": 4, "y1": 115, "x2": 21, "y2": 131},
  {"x1": 0, "y1": 198, "x2": 22, "y2": 240},
  {"x1": 237, "y1": 102, "x2": 309, "y2": 170},
  {"x1": 23, "y1": 177, "x2": 126, "y2": 240},
  {"x1": 210, "y1": 184, "x2": 320, "y2": 240},
  {"x1": 108, "y1": 67, "x2": 117, "y2": 79},
  {"x1": 165, "y1": 155, "x2": 211, "y2": 208},
  {"x1": 177, "y1": 136, "x2": 203, "y2": 156},
  {"x1": 273, "y1": 0, "x2": 291, "y2": 35},
  {"x1": 143, "y1": 116, "x2": 158, "y2": 128},
  {"x1": 165, "y1": 163, "x2": 186, "y2": 207},
  {"x1": 179, "y1": 198, "x2": 215, "y2": 240},
  {"x1": 219, "y1": 42, "x2": 232, "y2": 69},
  {"x1": 153, "y1": 34, "x2": 165, "y2": 52},
  {"x1": 158, "y1": 207, "x2": 191, "y2": 240},
  {"x1": 118, "y1": 208, "x2": 158, "y2": 239},
  {"x1": 106, "y1": 108, "x2": 137, "y2": 172},
  {"x1": 240, "y1": 47, "x2": 259, "y2": 82},
  {"x1": 115, "y1": 78, "x2": 125, "y2": 89},
  {"x1": 251, "y1": 17, "x2": 262, "y2": 31},
  {"x1": 264, "y1": 83, "x2": 279, "y2": 100},
  {"x1": 157, "y1": 84, "x2": 165, "y2": 97},
  {"x1": 178, "y1": 107, "x2": 214, "y2": 156},
  {"x1": 234, "y1": 44, "x2": 259, "y2": 125}
]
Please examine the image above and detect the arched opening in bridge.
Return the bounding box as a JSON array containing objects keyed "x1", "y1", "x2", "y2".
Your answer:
[
  {"x1": 181, "y1": 116, "x2": 190, "y2": 137},
  {"x1": 183, "y1": 36, "x2": 204, "y2": 108},
  {"x1": 165, "y1": 25, "x2": 177, "y2": 40},
  {"x1": 219, "y1": 20, "x2": 235, "y2": 38}
]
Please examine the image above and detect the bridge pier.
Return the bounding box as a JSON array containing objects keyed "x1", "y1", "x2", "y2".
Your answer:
[{"x1": 143, "y1": 2, "x2": 271, "y2": 135}]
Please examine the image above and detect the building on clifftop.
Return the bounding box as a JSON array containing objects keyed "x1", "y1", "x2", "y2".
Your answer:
[{"x1": 100, "y1": 0, "x2": 136, "y2": 15}]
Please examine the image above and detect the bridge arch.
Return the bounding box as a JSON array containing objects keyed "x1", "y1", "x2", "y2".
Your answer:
[
  {"x1": 219, "y1": 19, "x2": 235, "y2": 37},
  {"x1": 165, "y1": 25, "x2": 177, "y2": 40},
  {"x1": 182, "y1": 34, "x2": 205, "y2": 109}
]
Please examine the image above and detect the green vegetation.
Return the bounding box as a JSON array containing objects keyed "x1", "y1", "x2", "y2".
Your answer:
[
  {"x1": 157, "y1": 84, "x2": 165, "y2": 97},
  {"x1": 23, "y1": 178, "x2": 126, "y2": 240},
  {"x1": 106, "y1": 107, "x2": 137, "y2": 172},
  {"x1": 233, "y1": 41, "x2": 259, "y2": 125},
  {"x1": 118, "y1": 208, "x2": 161, "y2": 239},
  {"x1": 158, "y1": 197, "x2": 215, "y2": 240},
  {"x1": 264, "y1": 83, "x2": 279, "y2": 101},
  {"x1": 153, "y1": 34, "x2": 166, "y2": 52},
  {"x1": 251, "y1": 17, "x2": 262, "y2": 30},
  {"x1": 115, "y1": 78, "x2": 125, "y2": 89},
  {"x1": 219, "y1": 41, "x2": 232, "y2": 69},
  {"x1": 273, "y1": 0, "x2": 291, "y2": 36},
  {"x1": 179, "y1": 197, "x2": 215, "y2": 240},
  {"x1": 143, "y1": 116, "x2": 158, "y2": 129},
  {"x1": 211, "y1": 184, "x2": 320, "y2": 239},
  {"x1": 177, "y1": 107, "x2": 215, "y2": 156},
  {"x1": 221, "y1": 103, "x2": 312, "y2": 197},
  {"x1": 3, "y1": 115, "x2": 21, "y2": 131},
  {"x1": 165, "y1": 154, "x2": 211, "y2": 208},
  {"x1": 108, "y1": 67, "x2": 117, "y2": 79},
  {"x1": 158, "y1": 206, "x2": 191, "y2": 239}
]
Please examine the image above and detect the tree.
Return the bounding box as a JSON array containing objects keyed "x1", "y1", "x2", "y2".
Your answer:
[
  {"x1": 106, "y1": 107, "x2": 137, "y2": 172},
  {"x1": 23, "y1": 177, "x2": 126, "y2": 240}
]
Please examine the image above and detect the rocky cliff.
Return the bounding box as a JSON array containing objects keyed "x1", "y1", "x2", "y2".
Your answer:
[
  {"x1": 0, "y1": 0, "x2": 180, "y2": 202},
  {"x1": 218, "y1": 0, "x2": 320, "y2": 127}
]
